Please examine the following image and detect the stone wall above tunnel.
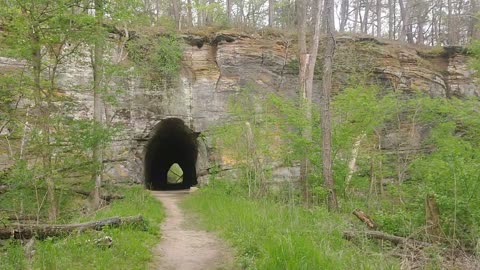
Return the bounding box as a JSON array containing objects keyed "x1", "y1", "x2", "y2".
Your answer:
[{"x1": 1, "y1": 33, "x2": 478, "y2": 183}]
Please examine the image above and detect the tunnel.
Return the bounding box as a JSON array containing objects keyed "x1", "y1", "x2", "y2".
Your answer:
[{"x1": 144, "y1": 118, "x2": 199, "y2": 190}]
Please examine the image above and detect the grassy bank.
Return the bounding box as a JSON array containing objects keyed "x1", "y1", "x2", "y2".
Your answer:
[
  {"x1": 1, "y1": 186, "x2": 164, "y2": 270},
  {"x1": 182, "y1": 182, "x2": 399, "y2": 270}
]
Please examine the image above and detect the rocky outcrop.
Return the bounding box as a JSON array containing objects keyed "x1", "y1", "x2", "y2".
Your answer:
[{"x1": 0, "y1": 33, "x2": 478, "y2": 183}]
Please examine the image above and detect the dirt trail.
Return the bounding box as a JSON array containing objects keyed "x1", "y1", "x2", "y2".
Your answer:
[{"x1": 150, "y1": 190, "x2": 234, "y2": 270}]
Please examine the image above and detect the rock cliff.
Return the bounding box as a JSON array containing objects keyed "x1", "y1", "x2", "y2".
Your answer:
[{"x1": 0, "y1": 32, "x2": 478, "y2": 184}]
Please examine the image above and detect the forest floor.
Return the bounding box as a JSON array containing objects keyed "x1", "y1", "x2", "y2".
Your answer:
[{"x1": 150, "y1": 190, "x2": 234, "y2": 270}]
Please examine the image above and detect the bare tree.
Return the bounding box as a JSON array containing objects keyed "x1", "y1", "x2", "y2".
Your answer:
[
  {"x1": 376, "y1": 0, "x2": 381, "y2": 37},
  {"x1": 362, "y1": 0, "x2": 371, "y2": 33},
  {"x1": 470, "y1": 0, "x2": 479, "y2": 40},
  {"x1": 388, "y1": 0, "x2": 395, "y2": 39},
  {"x1": 297, "y1": 0, "x2": 322, "y2": 203},
  {"x1": 340, "y1": 0, "x2": 349, "y2": 32},
  {"x1": 398, "y1": 0, "x2": 413, "y2": 43},
  {"x1": 269, "y1": 0, "x2": 275, "y2": 26},
  {"x1": 93, "y1": 0, "x2": 105, "y2": 209},
  {"x1": 226, "y1": 0, "x2": 232, "y2": 22},
  {"x1": 171, "y1": 0, "x2": 181, "y2": 29},
  {"x1": 187, "y1": 0, "x2": 193, "y2": 27},
  {"x1": 447, "y1": 0, "x2": 454, "y2": 44},
  {"x1": 321, "y1": 0, "x2": 339, "y2": 211}
]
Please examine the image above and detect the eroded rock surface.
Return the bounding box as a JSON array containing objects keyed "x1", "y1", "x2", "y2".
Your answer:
[{"x1": 0, "y1": 33, "x2": 478, "y2": 182}]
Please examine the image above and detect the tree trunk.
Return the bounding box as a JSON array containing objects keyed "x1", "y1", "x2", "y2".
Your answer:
[
  {"x1": 93, "y1": 0, "x2": 105, "y2": 209},
  {"x1": 417, "y1": 20, "x2": 424, "y2": 45},
  {"x1": 345, "y1": 133, "x2": 366, "y2": 189},
  {"x1": 398, "y1": 0, "x2": 411, "y2": 42},
  {"x1": 30, "y1": 21, "x2": 57, "y2": 222},
  {"x1": 269, "y1": 0, "x2": 274, "y2": 26},
  {"x1": 297, "y1": 0, "x2": 309, "y2": 201},
  {"x1": 469, "y1": 0, "x2": 479, "y2": 40},
  {"x1": 353, "y1": 208, "x2": 377, "y2": 229},
  {"x1": 376, "y1": 0, "x2": 381, "y2": 37},
  {"x1": 343, "y1": 230, "x2": 430, "y2": 246},
  {"x1": 226, "y1": 0, "x2": 231, "y2": 22},
  {"x1": 187, "y1": 0, "x2": 193, "y2": 27},
  {"x1": 322, "y1": 0, "x2": 338, "y2": 211},
  {"x1": 0, "y1": 216, "x2": 144, "y2": 240},
  {"x1": 339, "y1": 0, "x2": 349, "y2": 31},
  {"x1": 431, "y1": 5, "x2": 437, "y2": 45},
  {"x1": 171, "y1": 0, "x2": 181, "y2": 29},
  {"x1": 353, "y1": 0, "x2": 360, "y2": 32},
  {"x1": 447, "y1": 0, "x2": 454, "y2": 44},
  {"x1": 297, "y1": 0, "x2": 322, "y2": 203},
  {"x1": 388, "y1": 0, "x2": 394, "y2": 39},
  {"x1": 362, "y1": 0, "x2": 370, "y2": 33},
  {"x1": 205, "y1": 0, "x2": 214, "y2": 25},
  {"x1": 425, "y1": 194, "x2": 442, "y2": 241}
]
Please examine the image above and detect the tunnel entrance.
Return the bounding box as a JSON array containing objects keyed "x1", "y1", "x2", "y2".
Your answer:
[{"x1": 144, "y1": 118, "x2": 199, "y2": 190}]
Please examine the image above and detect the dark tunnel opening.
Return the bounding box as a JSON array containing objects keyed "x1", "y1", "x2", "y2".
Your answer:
[{"x1": 144, "y1": 118, "x2": 199, "y2": 190}]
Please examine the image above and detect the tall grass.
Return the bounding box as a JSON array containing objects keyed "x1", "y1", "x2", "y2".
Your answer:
[
  {"x1": 183, "y1": 183, "x2": 399, "y2": 270},
  {"x1": 1, "y1": 186, "x2": 164, "y2": 270}
]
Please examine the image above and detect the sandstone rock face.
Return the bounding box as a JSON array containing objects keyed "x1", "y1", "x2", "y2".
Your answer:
[
  {"x1": 1, "y1": 34, "x2": 478, "y2": 183},
  {"x1": 447, "y1": 54, "x2": 480, "y2": 97}
]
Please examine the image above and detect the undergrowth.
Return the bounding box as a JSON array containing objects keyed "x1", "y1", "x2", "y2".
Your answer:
[
  {"x1": 182, "y1": 180, "x2": 399, "y2": 270},
  {"x1": 0, "y1": 186, "x2": 164, "y2": 270}
]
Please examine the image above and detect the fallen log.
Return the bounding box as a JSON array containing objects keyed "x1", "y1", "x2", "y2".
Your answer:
[
  {"x1": 343, "y1": 230, "x2": 429, "y2": 246},
  {"x1": 73, "y1": 189, "x2": 125, "y2": 202},
  {"x1": 0, "y1": 215, "x2": 144, "y2": 240},
  {"x1": 352, "y1": 209, "x2": 377, "y2": 229}
]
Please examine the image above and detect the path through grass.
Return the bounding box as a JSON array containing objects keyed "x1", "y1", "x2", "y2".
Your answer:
[{"x1": 182, "y1": 185, "x2": 399, "y2": 270}]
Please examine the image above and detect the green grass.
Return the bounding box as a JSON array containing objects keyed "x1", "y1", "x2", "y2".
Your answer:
[
  {"x1": 1, "y1": 186, "x2": 164, "y2": 270},
  {"x1": 182, "y1": 183, "x2": 399, "y2": 270}
]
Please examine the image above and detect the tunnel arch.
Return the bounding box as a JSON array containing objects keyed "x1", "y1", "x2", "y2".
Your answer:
[{"x1": 144, "y1": 118, "x2": 199, "y2": 190}]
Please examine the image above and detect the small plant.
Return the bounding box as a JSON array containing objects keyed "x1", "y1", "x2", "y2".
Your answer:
[{"x1": 127, "y1": 34, "x2": 183, "y2": 86}]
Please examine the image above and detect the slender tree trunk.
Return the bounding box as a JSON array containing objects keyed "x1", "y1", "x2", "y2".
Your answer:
[
  {"x1": 296, "y1": 0, "x2": 323, "y2": 203},
  {"x1": 239, "y1": 0, "x2": 245, "y2": 25},
  {"x1": 322, "y1": 0, "x2": 339, "y2": 211},
  {"x1": 376, "y1": 0, "x2": 381, "y2": 37},
  {"x1": 388, "y1": 0, "x2": 394, "y2": 39},
  {"x1": 447, "y1": 0, "x2": 454, "y2": 44},
  {"x1": 269, "y1": 0, "x2": 274, "y2": 26},
  {"x1": 353, "y1": 0, "x2": 360, "y2": 32},
  {"x1": 363, "y1": 0, "x2": 370, "y2": 33},
  {"x1": 205, "y1": 0, "x2": 214, "y2": 25},
  {"x1": 187, "y1": 0, "x2": 193, "y2": 27},
  {"x1": 172, "y1": 0, "x2": 181, "y2": 29},
  {"x1": 226, "y1": 0, "x2": 231, "y2": 22},
  {"x1": 469, "y1": 0, "x2": 479, "y2": 40},
  {"x1": 297, "y1": 0, "x2": 309, "y2": 201},
  {"x1": 340, "y1": 0, "x2": 349, "y2": 31},
  {"x1": 431, "y1": 5, "x2": 437, "y2": 45},
  {"x1": 417, "y1": 20, "x2": 424, "y2": 44},
  {"x1": 30, "y1": 21, "x2": 57, "y2": 221},
  {"x1": 93, "y1": 0, "x2": 105, "y2": 209},
  {"x1": 155, "y1": 0, "x2": 160, "y2": 23},
  {"x1": 398, "y1": 0, "x2": 408, "y2": 42}
]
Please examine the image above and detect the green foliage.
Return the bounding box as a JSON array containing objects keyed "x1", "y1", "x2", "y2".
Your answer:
[
  {"x1": 30, "y1": 186, "x2": 164, "y2": 270},
  {"x1": 0, "y1": 186, "x2": 164, "y2": 270},
  {"x1": 105, "y1": 0, "x2": 150, "y2": 27},
  {"x1": 214, "y1": 83, "x2": 480, "y2": 247},
  {"x1": 127, "y1": 34, "x2": 183, "y2": 85},
  {"x1": 213, "y1": 85, "x2": 395, "y2": 203},
  {"x1": 0, "y1": 240, "x2": 27, "y2": 270},
  {"x1": 183, "y1": 183, "x2": 399, "y2": 269},
  {"x1": 407, "y1": 97, "x2": 480, "y2": 244},
  {"x1": 468, "y1": 40, "x2": 480, "y2": 73},
  {"x1": 31, "y1": 187, "x2": 161, "y2": 269}
]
